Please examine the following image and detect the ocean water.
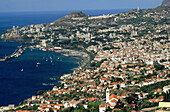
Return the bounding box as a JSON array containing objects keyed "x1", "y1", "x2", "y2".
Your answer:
[{"x1": 0, "y1": 9, "x2": 131, "y2": 106}]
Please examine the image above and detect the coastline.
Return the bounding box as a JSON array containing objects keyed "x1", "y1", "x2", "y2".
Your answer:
[
  {"x1": 0, "y1": 43, "x2": 84, "y2": 107},
  {"x1": 0, "y1": 40, "x2": 90, "y2": 95}
]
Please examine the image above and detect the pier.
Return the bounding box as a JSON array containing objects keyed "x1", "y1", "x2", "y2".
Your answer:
[{"x1": 0, "y1": 46, "x2": 27, "y2": 62}]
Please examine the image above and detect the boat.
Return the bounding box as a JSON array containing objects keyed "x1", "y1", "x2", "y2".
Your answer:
[
  {"x1": 21, "y1": 69, "x2": 24, "y2": 72},
  {"x1": 42, "y1": 48, "x2": 46, "y2": 51},
  {"x1": 49, "y1": 56, "x2": 53, "y2": 63},
  {"x1": 37, "y1": 62, "x2": 40, "y2": 65}
]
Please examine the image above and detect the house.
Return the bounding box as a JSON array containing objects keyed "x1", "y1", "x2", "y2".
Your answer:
[
  {"x1": 70, "y1": 101, "x2": 81, "y2": 108},
  {"x1": 54, "y1": 104, "x2": 64, "y2": 109},
  {"x1": 110, "y1": 82, "x2": 118, "y2": 89},
  {"x1": 53, "y1": 86, "x2": 58, "y2": 91},
  {"x1": 157, "y1": 96, "x2": 164, "y2": 102},
  {"x1": 120, "y1": 82, "x2": 126, "y2": 88},
  {"x1": 32, "y1": 96, "x2": 37, "y2": 100},
  {"x1": 121, "y1": 94, "x2": 127, "y2": 99},
  {"x1": 106, "y1": 88, "x2": 118, "y2": 108},
  {"x1": 53, "y1": 108, "x2": 59, "y2": 112},
  {"x1": 100, "y1": 78, "x2": 108, "y2": 83},
  {"x1": 148, "y1": 96, "x2": 163, "y2": 103},
  {"x1": 99, "y1": 105, "x2": 106, "y2": 112},
  {"x1": 131, "y1": 80, "x2": 136, "y2": 85},
  {"x1": 154, "y1": 88, "x2": 162, "y2": 94}
]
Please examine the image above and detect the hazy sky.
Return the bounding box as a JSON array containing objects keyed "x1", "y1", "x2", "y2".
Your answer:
[{"x1": 0, "y1": 0, "x2": 163, "y2": 12}]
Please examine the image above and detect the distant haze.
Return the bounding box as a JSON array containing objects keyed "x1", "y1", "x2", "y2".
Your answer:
[
  {"x1": 162, "y1": 0, "x2": 170, "y2": 6},
  {"x1": 0, "y1": 0, "x2": 163, "y2": 12}
]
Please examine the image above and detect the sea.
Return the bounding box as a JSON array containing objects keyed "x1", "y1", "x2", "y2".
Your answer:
[{"x1": 0, "y1": 9, "x2": 131, "y2": 106}]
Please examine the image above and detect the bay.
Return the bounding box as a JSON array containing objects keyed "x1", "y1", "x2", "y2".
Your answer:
[{"x1": 0, "y1": 9, "x2": 131, "y2": 106}]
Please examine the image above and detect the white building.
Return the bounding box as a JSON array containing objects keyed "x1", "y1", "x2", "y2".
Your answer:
[
  {"x1": 163, "y1": 85, "x2": 170, "y2": 93},
  {"x1": 106, "y1": 88, "x2": 110, "y2": 103},
  {"x1": 99, "y1": 105, "x2": 106, "y2": 112},
  {"x1": 106, "y1": 88, "x2": 118, "y2": 109}
]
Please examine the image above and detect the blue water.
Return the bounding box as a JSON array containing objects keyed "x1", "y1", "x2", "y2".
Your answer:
[{"x1": 0, "y1": 9, "x2": 131, "y2": 106}]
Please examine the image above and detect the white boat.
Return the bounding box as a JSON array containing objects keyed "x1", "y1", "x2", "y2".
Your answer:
[
  {"x1": 42, "y1": 49, "x2": 46, "y2": 51},
  {"x1": 21, "y1": 69, "x2": 24, "y2": 72},
  {"x1": 37, "y1": 62, "x2": 40, "y2": 65}
]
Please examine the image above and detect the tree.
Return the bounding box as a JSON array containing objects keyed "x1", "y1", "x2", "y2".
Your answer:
[
  {"x1": 19, "y1": 101, "x2": 24, "y2": 106},
  {"x1": 121, "y1": 106, "x2": 133, "y2": 112},
  {"x1": 61, "y1": 107, "x2": 74, "y2": 112},
  {"x1": 37, "y1": 90, "x2": 45, "y2": 95},
  {"x1": 49, "y1": 108, "x2": 54, "y2": 112},
  {"x1": 154, "y1": 63, "x2": 165, "y2": 70},
  {"x1": 87, "y1": 101, "x2": 100, "y2": 112},
  {"x1": 106, "y1": 106, "x2": 112, "y2": 112},
  {"x1": 163, "y1": 90, "x2": 170, "y2": 102},
  {"x1": 126, "y1": 94, "x2": 138, "y2": 104},
  {"x1": 73, "y1": 105, "x2": 87, "y2": 112},
  {"x1": 117, "y1": 64, "x2": 122, "y2": 69}
]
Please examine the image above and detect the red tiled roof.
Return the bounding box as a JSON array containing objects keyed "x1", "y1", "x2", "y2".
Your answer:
[
  {"x1": 109, "y1": 94, "x2": 118, "y2": 100},
  {"x1": 111, "y1": 99, "x2": 117, "y2": 102},
  {"x1": 99, "y1": 105, "x2": 105, "y2": 107}
]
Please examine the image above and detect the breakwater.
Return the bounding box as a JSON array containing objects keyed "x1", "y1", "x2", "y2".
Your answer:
[{"x1": 0, "y1": 46, "x2": 27, "y2": 62}]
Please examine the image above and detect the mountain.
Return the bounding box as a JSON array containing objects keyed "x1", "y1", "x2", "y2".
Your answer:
[
  {"x1": 161, "y1": 0, "x2": 170, "y2": 6},
  {"x1": 53, "y1": 11, "x2": 88, "y2": 24}
]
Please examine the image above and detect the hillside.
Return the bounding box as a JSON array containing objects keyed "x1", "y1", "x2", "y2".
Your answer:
[
  {"x1": 53, "y1": 11, "x2": 88, "y2": 24},
  {"x1": 162, "y1": 0, "x2": 170, "y2": 6}
]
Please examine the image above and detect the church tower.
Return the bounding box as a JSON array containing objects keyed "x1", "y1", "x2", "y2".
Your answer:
[{"x1": 106, "y1": 88, "x2": 110, "y2": 103}]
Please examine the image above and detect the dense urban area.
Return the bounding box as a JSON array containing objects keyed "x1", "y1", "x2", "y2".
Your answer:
[{"x1": 0, "y1": 1, "x2": 170, "y2": 112}]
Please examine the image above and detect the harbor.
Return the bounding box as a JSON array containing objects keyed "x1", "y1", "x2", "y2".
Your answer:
[{"x1": 0, "y1": 42, "x2": 81, "y2": 107}]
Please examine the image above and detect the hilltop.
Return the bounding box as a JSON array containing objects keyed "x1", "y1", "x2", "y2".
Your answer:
[{"x1": 54, "y1": 11, "x2": 88, "y2": 24}]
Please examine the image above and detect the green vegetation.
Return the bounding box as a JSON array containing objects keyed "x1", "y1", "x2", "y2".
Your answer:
[
  {"x1": 90, "y1": 59, "x2": 107, "y2": 67},
  {"x1": 154, "y1": 63, "x2": 165, "y2": 70},
  {"x1": 37, "y1": 90, "x2": 46, "y2": 95},
  {"x1": 140, "y1": 100, "x2": 158, "y2": 109},
  {"x1": 140, "y1": 80, "x2": 170, "y2": 93}
]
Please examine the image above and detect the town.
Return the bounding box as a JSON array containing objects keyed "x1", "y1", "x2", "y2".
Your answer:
[{"x1": 0, "y1": 3, "x2": 170, "y2": 112}]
